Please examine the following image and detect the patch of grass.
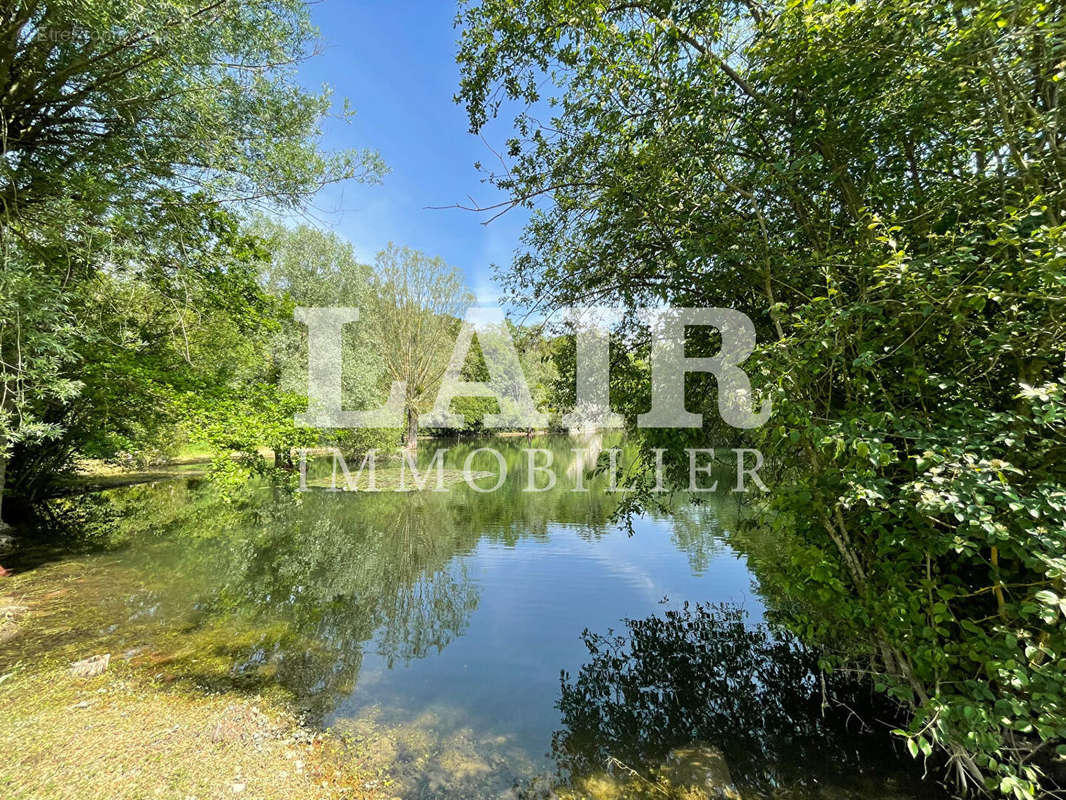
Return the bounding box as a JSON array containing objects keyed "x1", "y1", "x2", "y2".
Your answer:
[{"x1": 0, "y1": 666, "x2": 392, "y2": 800}]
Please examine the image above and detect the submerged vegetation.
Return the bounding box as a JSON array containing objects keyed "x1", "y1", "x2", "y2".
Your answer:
[{"x1": 0, "y1": 541, "x2": 394, "y2": 800}]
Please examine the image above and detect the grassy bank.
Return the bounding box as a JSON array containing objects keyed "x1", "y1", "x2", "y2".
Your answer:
[{"x1": 0, "y1": 553, "x2": 394, "y2": 800}]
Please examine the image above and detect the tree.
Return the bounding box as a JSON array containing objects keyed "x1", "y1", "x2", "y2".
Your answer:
[
  {"x1": 457, "y1": 0, "x2": 1066, "y2": 795},
  {"x1": 443, "y1": 322, "x2": 560, "y2": 433},
  {"x1": 0, "y1": 243, "x2": 82, "y2": 524},
  {"x1": 0, "y1": 0, "x2": 385, "y2": 521},
  {"x1": 250, "y1": 219, "x2": 392, "y2": 458},
  {"x1": 2, "y1": 205, "x2": 277, "y2": 509},
  {"x1": 0, "y1": 1, "x2": 384, "y2": 224},
  {"x1": 366, "y1": 245, "x2": 473, "y2": 450}
]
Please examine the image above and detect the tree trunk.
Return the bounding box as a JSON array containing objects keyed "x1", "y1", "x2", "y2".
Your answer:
[
  {"x1": 0, "y1": 433, "x2": 8, "y2": 530},
  {"x1": 405, "y1": 407, "x2": 419, "y2": 450},
  {"x1": 274, "y1": 443, "x2": 294, "y2": 470}
]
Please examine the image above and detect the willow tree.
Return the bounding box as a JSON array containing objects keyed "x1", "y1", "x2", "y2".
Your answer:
[
  {"x1": 367, "y1": 245, "x2": 472, "y2": 450},
  {"x1": 457, "y1": 0, "x2": 1066, "y2": 796},
  {"x1": 0, "y1": 0, "x2": 385, "y2": 522},
  {"x1": 251, "y1": 220, "x2": 393, "y2": 460}
]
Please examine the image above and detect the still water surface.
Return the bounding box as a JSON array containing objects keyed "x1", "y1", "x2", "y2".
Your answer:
[{"x1": 16, "y1": 437, "x2": 934, "y2": 798}]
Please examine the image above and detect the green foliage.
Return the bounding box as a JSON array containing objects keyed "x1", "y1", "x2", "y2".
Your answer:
[
  {"x1": 0, "y1": 0, "x2": 385, "y2": 508},
  {"x1": 2, "y1": 206, "x2": 281, "y2": 498},
  {"x1": 433, "y1": 320, "x2": 561, "y2": 432},
  {"x1": 247, "y1": 219, "x2": 395, "y2": 455},
  {"x1": 0, "y1": 250, "x2": 83, "y2": 450},
  {"x1": 457, "y1": 0, "x2": 1066, "y2": 795},
  {"x1": 1, "y1": 0, "x2": 384, "y2": 219}
]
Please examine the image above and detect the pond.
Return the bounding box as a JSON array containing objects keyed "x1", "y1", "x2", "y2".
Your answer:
[{"x1": 8, "y1": 436, "x2": 938, "y2": 799}]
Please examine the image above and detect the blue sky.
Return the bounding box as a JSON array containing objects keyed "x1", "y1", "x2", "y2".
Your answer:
[{"x1": 295, "y1": 1, "x2": 529, "y2": 304}]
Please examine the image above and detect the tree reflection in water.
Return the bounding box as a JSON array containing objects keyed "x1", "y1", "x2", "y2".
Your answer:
[
  {"x1": 25, "y1": 435, "x2": 635, "y2": 721},
  {"x1": 550, "y1": 603, "x2": 937, "y2": 798},
  {"x1": 176, "y1": 489, "x2": 485, "y2": 716},
  {"x1": 30, "y1": 482, "x2": 485, "y2": 717}
]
